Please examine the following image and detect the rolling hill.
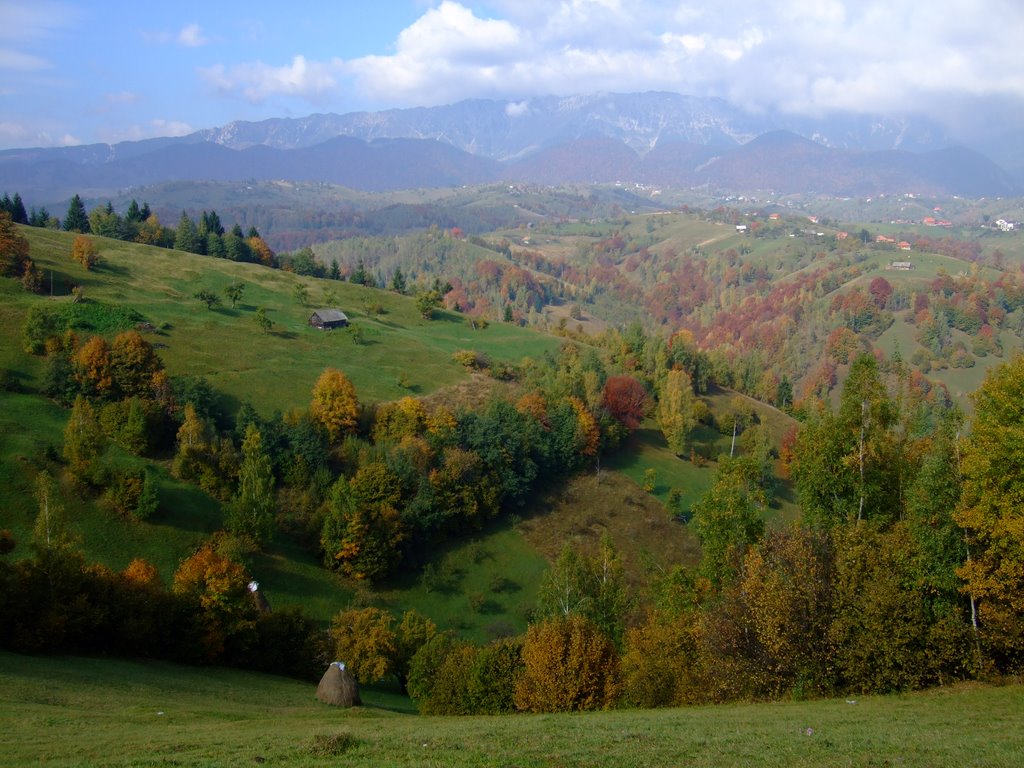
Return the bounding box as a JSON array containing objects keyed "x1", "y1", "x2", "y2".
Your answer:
[{"x1": 3, "y1": 225, "x2": 792, "y2": 638}]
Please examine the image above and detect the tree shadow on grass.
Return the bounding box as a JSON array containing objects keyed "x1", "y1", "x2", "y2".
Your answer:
[{"x1": 96, "y1": 262, "x2": 130, "y2": 278}]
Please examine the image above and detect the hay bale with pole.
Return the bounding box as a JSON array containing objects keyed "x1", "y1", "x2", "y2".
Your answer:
[{"x1": 316, "y1": 662, "x2": 361, "y2": 707}]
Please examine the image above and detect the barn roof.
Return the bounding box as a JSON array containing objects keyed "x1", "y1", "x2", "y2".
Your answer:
[{"x1": 312, "y1": 309, "x2": 348, "y2": 323}]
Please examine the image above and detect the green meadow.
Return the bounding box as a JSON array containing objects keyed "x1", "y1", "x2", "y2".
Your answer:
[
  {"x1": 1, "y1": 651, "x2": 1021, "y2": 768},
  {"x1": 9, "y1": 228, "x2": 562, "y2": 414}
]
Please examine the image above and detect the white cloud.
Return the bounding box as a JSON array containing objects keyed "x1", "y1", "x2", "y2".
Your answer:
[
  {"x1": 0, "y1": 118, "x2": 80, "y2": 148},
  {"x1": 200, "y1": 55, "x2": 342, "y2": 103},
  {"x1": 0, "y1": 0, "x2": 78, "y2": 72},
  {"x1": 505, "y1": 100, "x2": 529, "y2": 117},
  {"x1": 192, "y1": 0, "x2": 1024, "y2": 133},
  {"x1": 0, "y1": 49, "x2": 49, "y2": 71},
  {"x1": 177, "y1": 23, "x2": 208, "y2": 48}
]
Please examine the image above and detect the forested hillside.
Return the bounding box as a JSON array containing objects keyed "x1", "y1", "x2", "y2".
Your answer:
[{"x1": 1, "y1": 195, "x2": 1023, "y2": 716}]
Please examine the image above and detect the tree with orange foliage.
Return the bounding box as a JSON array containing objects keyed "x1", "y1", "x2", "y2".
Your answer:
[
  {"x1": 310, "y1": 367, "x2": 359, "y2": 444},
  {"x1": 73, "y1": 336, "x2": 114, "y2": 398},
  {"x1": 247, "y1": 235, "x2": 275, "y2": 267},
  {"x1": 71, "y1": 234, "x2": 100, "y2": 270},
  {"x1": 568, "y1": 396, "x2": 600, "y2": 457},
  {"x1": 514, "y1": 615, "x2": 620, "y2": 712},
  {"x1": 0, "y1": 211, "x2": 29, "y2": 277},
  {"x1": 172, "y1": 537, "x2": 256, "y2": 661}
]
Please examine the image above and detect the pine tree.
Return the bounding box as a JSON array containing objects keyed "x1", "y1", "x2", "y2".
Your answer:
[
  {"x1": 11, "y1": 193, "x2": 28, "y2": 224},
  {"x1": 390, "y1": 267, "x2": 407, "y2": 293},
  {"x1": 173, "y1": 211, "x2": 201, "y2": 253},
  {"x1": 125, "y1": 199, "x2": 142, "y2": 223},
  {"x1": 62, "y1": 194, "x2": 90, "y2": 233}
]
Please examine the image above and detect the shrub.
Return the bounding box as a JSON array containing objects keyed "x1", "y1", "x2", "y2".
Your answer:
[{"x1": 452, "y1": 349, "x2": 489, "y2": 369}]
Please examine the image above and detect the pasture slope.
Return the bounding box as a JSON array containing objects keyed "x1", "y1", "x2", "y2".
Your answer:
[{"x1": 1, "y1": 651, "x2": 1021, "y2": 768}]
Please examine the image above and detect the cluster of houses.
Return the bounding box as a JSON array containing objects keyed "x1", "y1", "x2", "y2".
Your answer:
[{"x1": 875, "y1": 235, "x2": 913, "y2": 250}]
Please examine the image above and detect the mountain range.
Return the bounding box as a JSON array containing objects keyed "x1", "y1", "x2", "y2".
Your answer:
[{"x1": 0, "y1": 92, "x2": 1019, "y2": 202}]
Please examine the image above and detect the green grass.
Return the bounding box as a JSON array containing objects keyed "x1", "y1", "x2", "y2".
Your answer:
[
  {"x1": 9, "y1": 227, "x2": 561, "y2": 415},
  {"x1": 1, "y1": 651, "x2": 1021, "y2": 767},
  {"x1": 377, "y1": 523, "x2": 550, "y2": 644},
  {"x1": 0, "y1": 228, "x2": 573, "y2": 628},
  {"x1": 606, "y1": 388, "x2": 801, "y2": 526}
]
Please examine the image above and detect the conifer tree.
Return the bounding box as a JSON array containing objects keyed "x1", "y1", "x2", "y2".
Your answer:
[
  {"x1": 11, "y1": 192, "x2": 27, "y2": 224},
  {"x1": 173, "y1": 211, "x2": 201, "y2": 253},
  {"x1": 62, "y1": 194, "x2": 90, "y2": 233}
]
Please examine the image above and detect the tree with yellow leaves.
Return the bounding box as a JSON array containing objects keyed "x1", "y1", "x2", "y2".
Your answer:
[
  {"x1": 956, "y1": 354, "x2": 1024, "y2": 669},
  {"x1": 514, "y1": 615, "x2": 620, "y2": 712},
  {"x1": 310, "y1": 367, "x2": 359, "y2": 444},
  {"x1": 71, "y1": 234, "x2": 100, "y2": 270},
  {"x1": 657, "y1": 368, "x2": 699, "y2": 456}
]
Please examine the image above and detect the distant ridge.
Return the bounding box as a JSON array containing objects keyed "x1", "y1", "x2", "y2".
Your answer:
[{"x1": 0, "y1": 92, "x2": 1018, "y2": 200}]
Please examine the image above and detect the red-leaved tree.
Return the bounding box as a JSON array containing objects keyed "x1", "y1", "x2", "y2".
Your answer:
[{"x1": 602, "y1": 375, "x2": 648, "y2": 431}]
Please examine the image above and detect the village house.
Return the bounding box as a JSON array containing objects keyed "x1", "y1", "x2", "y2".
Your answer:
[{"x1": 309, "y1": 309, "x2": 349, "y2": 330}]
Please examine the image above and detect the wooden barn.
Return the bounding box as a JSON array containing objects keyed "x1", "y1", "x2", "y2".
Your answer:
[{"x1": 309, "y1": 309, "x2": 349, "y2": 330}]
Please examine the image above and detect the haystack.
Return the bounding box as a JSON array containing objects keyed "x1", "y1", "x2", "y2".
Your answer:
[{"x1": 316, "y1": 662, "x2": 361, "y2": 707}]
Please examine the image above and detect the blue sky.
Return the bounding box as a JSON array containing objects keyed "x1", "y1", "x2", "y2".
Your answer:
[{"x1": 2, "y1": 0, "x2": 1023, "y2": 150}]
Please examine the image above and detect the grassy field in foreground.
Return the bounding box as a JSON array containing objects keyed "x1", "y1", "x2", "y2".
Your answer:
[{"x1": 1, "y1": 652, "x2": 1022, "y2": 768}]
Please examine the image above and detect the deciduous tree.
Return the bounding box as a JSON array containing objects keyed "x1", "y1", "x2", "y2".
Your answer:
[
  {"x1": 63, "y1": 395, "x2": 106, "y2": 484},
  {"x1": 692, "y1": 455, "x2": 766, "y2": 588},
  {"x1": 110, "y1": 331, "x2": 162, "y2": 399},
  {"x1": 0, "y1": 212, "x2": 30, "y2": 277},
  {"x1": 73, "y1": 336, "x2": 114, "y2": 398},
  {"x1": 225, "y1": 424, "x2": 276, "y2": 547},
  {"x1": 71, "y1": 234, "x2": 99, "y2": 270},
  {"x1": 310, "y1": 367, "x2": 359, "y2": 444},
  {"x1": 514, "y1": 615, "x2": 620, "y2": 712},
  {"x1": 955, "y1": 355, "x2": 1024, "y2": 668},
  {"x1": 329, "y1": 607, "x2": 397, "y2": 684},
  {"x1": 657, "y1": 368, "x2": 699, "y2": 456},
  {"x1": 224, "y1": 281, "x2": 245, "y2": 308},
  {"x1": 602, "y1": 374, "x2": 648, "y2": 430}
]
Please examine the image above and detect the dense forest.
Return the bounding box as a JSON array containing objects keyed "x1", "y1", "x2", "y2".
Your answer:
[{"x1": 1, "y1": 190, "x2": 1023, "y2": 716}]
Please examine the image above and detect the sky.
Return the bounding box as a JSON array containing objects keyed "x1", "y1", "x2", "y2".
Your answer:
[{"x1": 2, "y1": 0, "x2": 1023, "y2": 151}]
